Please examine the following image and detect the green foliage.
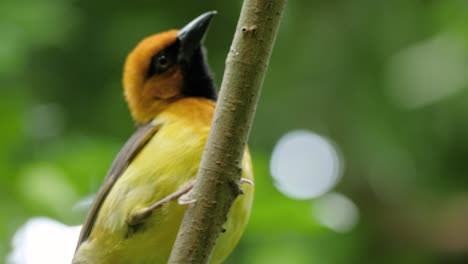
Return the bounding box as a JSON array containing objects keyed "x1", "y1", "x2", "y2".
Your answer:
[{"x1": 2, "y1": 0, "x2": 468, "y2": 262}]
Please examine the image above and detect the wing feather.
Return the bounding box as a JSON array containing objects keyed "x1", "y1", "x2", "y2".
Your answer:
[{"x1": 75, "y1": 122, "x2": 160, "y2": 250}]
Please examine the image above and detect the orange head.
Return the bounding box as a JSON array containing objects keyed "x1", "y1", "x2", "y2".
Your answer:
[{"x1": 123, "y1": 11, "x2": 217, "y2": 124}]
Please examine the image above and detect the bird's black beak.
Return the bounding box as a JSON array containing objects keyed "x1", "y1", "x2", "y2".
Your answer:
[{"x1": 177, "y1": 11, "x2": 216, "y2": 62}]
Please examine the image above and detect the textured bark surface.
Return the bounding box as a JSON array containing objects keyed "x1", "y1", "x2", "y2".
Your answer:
[{"x1": 168, "y1": 0, "x2": 287, "y2": 263}]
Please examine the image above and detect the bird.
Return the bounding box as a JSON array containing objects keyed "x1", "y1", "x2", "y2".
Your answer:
[{"x1": 72, "y1": 11, "x2": 254, "y2": 264}]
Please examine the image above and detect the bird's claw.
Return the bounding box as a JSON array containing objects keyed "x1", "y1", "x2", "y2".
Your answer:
[
  {"x1": 178, "y1": 191, "x2": 197, "y2": 205},
  {"x1": 240, "y1": 178, "x2": 254, "y2": 186},
  {"x1": 128, "y1": 180, "x2": 195, "y2": 224},
  {"x1": 238, "y1": 177, "x2": 254, "y2": 196}
]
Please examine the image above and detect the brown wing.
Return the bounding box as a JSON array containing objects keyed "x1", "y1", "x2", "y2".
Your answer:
[{"x1": 75, "y1": 122, "x2": 160, "y2": 250}]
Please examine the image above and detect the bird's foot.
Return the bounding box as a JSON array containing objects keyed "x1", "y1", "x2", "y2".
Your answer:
[
  {"x1": 240, "y1": 177, "x2": 254, "y2": 186},
  {"x1": 127, "y1": 180, "x2": 195, "y2": 225},
  {"x1": 178, "y1": 191, "x2": 197, "y2": 205},
  {"x1": 178, "y1": 177, "x2": 253, "y2": 204},
  {"x1": 238, "y1": 177, "x2": 254, "y2": 195}
]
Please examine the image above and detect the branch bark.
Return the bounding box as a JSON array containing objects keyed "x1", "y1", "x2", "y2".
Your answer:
[{"x1": 168, "y1": 0, "x2": 286, "y2": 263}]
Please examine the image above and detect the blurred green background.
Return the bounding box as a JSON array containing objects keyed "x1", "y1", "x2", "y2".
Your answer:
[{"x1": 2, "y1": 0, "x2": 468, "y2": 263}]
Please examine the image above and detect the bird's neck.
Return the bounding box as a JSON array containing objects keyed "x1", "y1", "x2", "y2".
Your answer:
[
  {"x1": 181, "y1": 48, "x2": 217, "y2": 100},
  {"x1": 154, "y1": 97, "x2": 216, "y2": 126}
]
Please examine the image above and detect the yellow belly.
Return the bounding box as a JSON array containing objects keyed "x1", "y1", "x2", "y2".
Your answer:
[{"x1": 74, "y1": 112, "x2": 254, "y2": 264}]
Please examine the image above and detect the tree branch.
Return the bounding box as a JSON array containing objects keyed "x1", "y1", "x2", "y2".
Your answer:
[{"x1": 168, "y1": 0, "x2": 286, "y2": 263}]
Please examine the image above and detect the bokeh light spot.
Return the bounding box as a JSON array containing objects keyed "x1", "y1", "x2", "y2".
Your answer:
[
  {"x1": 385, "y1": 32, "x2": 468, "y2": 109},
  {"x1": 18, "y1": 163, "x2": 78, "y2": 218},
  {"x1": 270, "y1": 130, "x2": 343, "y2": 200},
  {"x1": 313, "y1": 192, "x2": 359, "y2": 233},
  {"x1": 7, "y1": 217, "x2": 81, "y2": 264}
]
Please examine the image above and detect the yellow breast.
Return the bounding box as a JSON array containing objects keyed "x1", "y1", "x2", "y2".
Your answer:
[{"x1": 74, "y1": 98, "x2": 254, "y2": 264}]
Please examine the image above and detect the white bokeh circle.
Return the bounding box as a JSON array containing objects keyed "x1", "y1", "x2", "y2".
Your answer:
[
  {"x1": 270, "y1": 130, "x2": 342, "y2": 200},
  {"x1": 8, "y1": 217, "x2": 81, "y2": 264},
  {"x1": 314, "y1": 192, "x2": 359, "y2": 233}
]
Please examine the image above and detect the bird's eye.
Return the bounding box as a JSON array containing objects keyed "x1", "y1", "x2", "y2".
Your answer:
[
  {"x1": 157, "y1": 55, "x2": 169, "y2": 68},
  {"x1": 148, "y1": 45, "x2": 178, "y2": 77}
]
